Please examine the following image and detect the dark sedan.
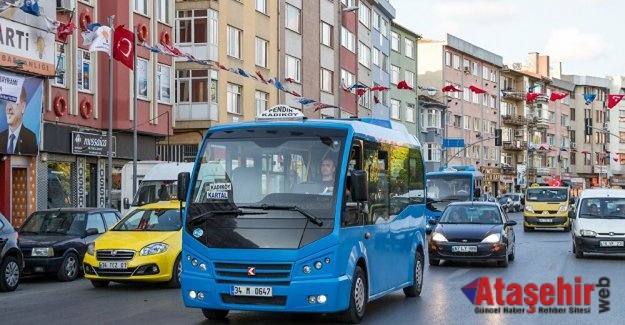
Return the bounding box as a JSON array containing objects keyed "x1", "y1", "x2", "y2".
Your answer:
[
  {"x1": 18, "y1": 208, "x2": 121, "y2": 281},
  {"x1": 1, "y1": 212, "x2": 23, "y2": 292},
  {"x1": 428, "y1": 202, "x2": 516, "y2": 267}
]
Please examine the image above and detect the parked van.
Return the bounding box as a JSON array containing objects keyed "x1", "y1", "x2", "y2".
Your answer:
[
  {"x1": 119, "y1": 161, "x2": 162, "y2": 215},
  {"x1": 571, "y1": 188, "x2": 625, "y2": 258},
  {"x1": 122, "y1": 162, "x2": 193, "y2": 216}
]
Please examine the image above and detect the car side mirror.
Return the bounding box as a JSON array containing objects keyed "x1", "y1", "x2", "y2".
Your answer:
[
  {"x1": 85, "y1": 228, "x2": 99, "y2": 237},
  {"x1": 569, "y1": 197, "x2": 575, "y2": 204},
  {"x1": 505, "y1": 220, "x2": 517, "y2": 227},
  {"x1": 123, "y1": 197, "x2": 130, "y2": 210},
  {"x1": 520, "y1": 198, "x2": 525, "y2": 205},
  {"x1": 474, "y1": 188, "x2": 481, "y2": 199},
  {"x1": 568, "y1": 210, "x2": 576, "y2": 219},
  {"x1": 428, "y1": 218, "x2": 438, "y2": 225},
  {"x1": 177, "y1": 172, "x2": 191, "y2": 202}
]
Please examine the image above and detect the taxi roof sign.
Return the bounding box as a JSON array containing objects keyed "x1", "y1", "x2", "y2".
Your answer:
[{"x1": 256, "y1": 105, "x2": 305, "y2": 121}]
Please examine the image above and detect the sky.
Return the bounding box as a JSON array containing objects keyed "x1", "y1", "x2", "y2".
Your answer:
[{"x1": 393, "y1": 0, "x2": 625, "y2": 78}]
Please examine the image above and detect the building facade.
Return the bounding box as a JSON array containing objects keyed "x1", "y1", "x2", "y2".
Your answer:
[{"x1": 390, "y1": 22, "x2": 418, "y2": 136}]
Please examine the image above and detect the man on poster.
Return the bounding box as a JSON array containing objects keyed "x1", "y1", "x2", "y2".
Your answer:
[{"x1": 0, "y1": 86, "x2": 38, "y2": 155}]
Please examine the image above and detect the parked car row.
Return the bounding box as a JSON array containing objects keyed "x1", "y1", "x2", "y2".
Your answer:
[{"x1": 1, "y1": 201, "x2": 184, "y2": 293}]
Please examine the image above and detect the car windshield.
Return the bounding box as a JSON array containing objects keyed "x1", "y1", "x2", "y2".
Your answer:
[
  {"x1": 439, "y1": 205, "x2": 502, "y2": 224},
  {"x1": 426, "y1": 174, "x2": 473, "y2": 201},
  {"x1": 498, "y1": 197, "x2": 510, "y2": 204},
  {"x1": 20, "y1": 211, "x2": 88, "y2": 236},
  {"x1": 526, "y1": 188, "x2": 568, "y2": 202},
  {"x1": 579, "y1": 198, "x2": 625, "y2": 219},
  {"x1": 113, "y1": 208, "x2": 182, "y2": 231}
]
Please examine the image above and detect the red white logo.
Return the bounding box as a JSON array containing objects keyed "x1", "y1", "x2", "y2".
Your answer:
[{"x1": 247, "y1": 267, "x2": 256, "y2": 276}]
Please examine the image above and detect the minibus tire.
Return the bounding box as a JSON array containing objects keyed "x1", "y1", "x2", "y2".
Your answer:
[
  {"x1": 403, "y1": 249, "x2": 424, "y2": 297},
  {"x1": 341, "y1": 266, "x2": 367, "y2": 323}
]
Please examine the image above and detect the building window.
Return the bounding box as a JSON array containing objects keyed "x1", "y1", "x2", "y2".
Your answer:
[
  {"x1": 255, "y1": 91, "x2": 268, "y2": 116},
  {"x1": 372, "y1": 47, "x2": 380, "y2": 66},
  {"x1": 76, "y1": 49, "x2": 91, "y2": 92},
  {"x1": 390, "y1": 65, "x2": 400, "y2": 84},
  {"x1": 358, "y1": 42, "x2": 371, "y2": 68},
  {"x1": 463, "y1": 116, "x2": 469, "y2": 129},
  {"x1": 359, "y1": 90, "x2": 370, "y2": 108},
  {"x1": 405, "y1": 39, "x2": 414, "y2": 58},
  {"x1": 390, "y1": 99, "x2": 400, "y2": 120},
  {"x1": 286, "y1": 55, "x2": 301, "y2": 83},
  {"x1": 425, "y1": 109, "x2": 441, "y2": 128},
  {"x1": 320, "y1": 21, "x2": 332, "y2": 47},
  {"x1": 255, "y1": 37, "x2": 267, "y2": 67},
  {"x1": 405, "y1": 103, "x2": 415, "y2": 122},
  {"x1": 425, "y1": 143, "x2": 441, "y2": 162},
  {"x1": 176, "y1": 69, "x2": 217, "y2": 104},
  {"x1": 133, "y1": 0, "x2": 147, "y2": 15},
  {"x1": 54, "y1": 42, "x2": 66, "y2": 87},
  {"x1": 404, "y1": 70, "x2": 415, "y2": 88},
  {"x1": 391, "y1": 32, "x2": 400, "y2": 52},
  {"x1": 137, "y1": 58, "x2": 148, "y2": 99},
  {"x1": 156, "y1": 64, "x2": 171, "y2": 103},
  {"x1": 453, "y1": 54, "x2": 460, "y2": 69},
  {"x1": 158, "y1": 0, "x2": 170, "y2": 24},
  {"x1": 372, "y1": 10, "x2": 379, "y2": 30},
  {"x1": 472, "y1": 62, "x2": 479, "y2": 76},
  {"x1": 320, "y1": 68, "x2": 333, "y2": 93},
  {"x1": 285, "y1": 4, "x2": 301, "y2": 33},
  {"x1": 176, "y1": 9, "x2": 218, "y2": 60},
  {"x1": 255, "y1": 0, "x2": 267, "y2": 14},
  {"x1": 482, "y1": 66, "x2": 489, "y2": 79},
  {"x1": 227, "y1": 25, "x2": 241, "y2": 58},
  {"x1": 227, "y1": 83, "x2": 242, "y2": 114},
  {"x1": 380, "y1": 18, "x2": 388, "y2": 38},
  {"x1": 341, "y1": 27, "x2": 355, "y2": 52},
  {"x1": 341, "y1": 70, "x2": 355, "y2": 89},
  {"x1": 445, "y1": 51, "x2": 451, "y2": 66},
  {"x1": 473, "y1": 117, "x2": 480, "y2": 132},
  {"x1": 359, "y1": 4, "x2": 370, "y2": 28},
  {"x1": 453, "y1": 115, "x2": 461, "y2": 128}
]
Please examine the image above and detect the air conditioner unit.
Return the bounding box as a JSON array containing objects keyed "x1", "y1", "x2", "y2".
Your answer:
[
  {"x1": 603, "y1": 123, "x2": 609, "y2": 129},
  {"x1": 464, "y1": 67, "x2": 471, "y2": 74},
  {"x1": 514, "y1": 130, "x2": 523, "y2": 137},
  {"x1": 56, "y1": 0, "x2": 73, "y2": 11},
  {"x1": 571, "y1": 142, "x2": 577, "y2": 149},
  {"x1": 434, "y1": 129, "x2": 441, "y2": 135}
]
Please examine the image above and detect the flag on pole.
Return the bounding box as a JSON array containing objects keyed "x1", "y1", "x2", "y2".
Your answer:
[
  {"x1": 113, "y1": 25, "x2": 134, "y2": 70},
  {"x1": 469, "y1": 85, "x2": 487, "y2": 94},
  {"x1": 88, "y1": 26, "x2": 112, "y2": 55},
  {"x1": 608, "y1": 94, "x2": 624, "y2": 109},
  {"x1": 20, "y1": 0, "x2": 40, "y2": 16},
  {"x1": 57, "y1": 22, "x2": 76, "y2": 43},
  {"x1": 396, "y1": 80, "x2": 413, "y2": 90},
  {"x1": 549, "y1": 92, "x2": 568, "y2": 101},
  {"x1": 526, "y1": 92, "x2": 540, "y2": 102},
  {"x1": 442, "y1": 85, "x2": 462, "y2": 92},
  {"x1": 583, "y1": 93, "x2": 596, "y2": 105}
]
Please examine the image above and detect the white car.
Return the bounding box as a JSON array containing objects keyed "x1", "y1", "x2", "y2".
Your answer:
[{"x1": 571, "y1": 188, "x2": 625, "y2": 258}]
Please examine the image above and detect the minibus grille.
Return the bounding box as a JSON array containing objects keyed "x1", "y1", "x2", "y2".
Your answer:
[{"x1": 213, "y1": 262, "x2": 293, "y2": 285}]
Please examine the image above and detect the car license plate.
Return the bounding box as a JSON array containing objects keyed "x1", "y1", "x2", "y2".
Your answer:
[
  {"x1": 231, "y1": 285, "x2": 273, "y2": 297},
  {"x1": 99, "y1": 261, "x2": 128, "y2": 269},
  {"x1": 451, "y1": 246, "x2": 477, "y2": 253},
  {"x1": 538, "y1": 218, "x2": 553, "y2": 223},
  {"x1": 599, "y1": 241, "x2": 625, "y2": 247}
]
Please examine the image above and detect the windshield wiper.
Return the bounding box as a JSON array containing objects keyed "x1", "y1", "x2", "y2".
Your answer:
[
  {"x1": 188, "y1": 209, "x2": 267, "y2": 226},
  {"x1": 239, "y1": 204, "x2": 323, "y2": 227}
]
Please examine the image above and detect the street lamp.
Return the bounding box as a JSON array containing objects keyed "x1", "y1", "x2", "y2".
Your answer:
[{"x1": 338, "y1": 5, "x2": 359, "y2": 117}]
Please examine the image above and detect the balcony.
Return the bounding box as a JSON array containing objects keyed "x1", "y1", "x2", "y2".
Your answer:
[
  {"x1": 536, "y1": 167, "x2": 553, "y2": 176},
  {"x1": 534, "y1": 118, "x2": 550, "y2": 129},
  {"x1": 503, "y1": 141, "x2": 528, "y2": 151},
  {"x1": 502, "y1": 88, "x2": 525, "y2": 101},
  {"x1": 501, "y1": 115, "x2": 528, "y2": 126},
  {"x1": 527, "y1": 168, "x2": 537, "y2": 177}
]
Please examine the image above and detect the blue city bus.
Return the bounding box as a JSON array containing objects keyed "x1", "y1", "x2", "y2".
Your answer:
[
  {"x1": 176, "y1": 106, "x2": 427, "y2": 323},
  {"x1": 424, "y1": 166, "x2": 483, "y2": 233}
]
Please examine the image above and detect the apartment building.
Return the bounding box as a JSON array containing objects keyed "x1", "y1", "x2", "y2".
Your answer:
[
  {"x1": 390, "y1": 22, "x2": 418, "y2": 136},
  {"x1": 418, "y1": 34, "x2": 503, "y2": 192},
  {"x1": 0, "y1": 0, "x2": 174, "y2": 225}
]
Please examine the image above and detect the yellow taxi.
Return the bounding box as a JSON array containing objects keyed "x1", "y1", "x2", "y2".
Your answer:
[{"x1": 83, "y1": 201, "x2": 183, "y2": 288}]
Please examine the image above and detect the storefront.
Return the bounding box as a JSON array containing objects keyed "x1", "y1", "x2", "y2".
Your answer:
[{"x1": 480, "y1": 166, "x2": 502, "y2": 197}]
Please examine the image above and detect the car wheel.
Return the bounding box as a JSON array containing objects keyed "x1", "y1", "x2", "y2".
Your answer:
[
  {"x1": 523, "y1": 226, "x2": 532, "y2": 232},
  {"x1": 497, "y1": 250, "x2": 509, "y2": 267},
  {"x1": 403, "y1": 249, "x2": 424, "y2": 297},
  {"x1": 508, "y1": 244, "x2": 515, "y2": 262},
  {"x1": 564, "y1": 223, "x2": 571, "y2": 232},
  {"x1": 574, "y1": 243, "x2": 584, "y2": 258},
  {"x1": 341, "y1": 266, "x2": 367, "y2": 324},
  {"x1": 0, "y1": 256, "x2": 20, "y2": 292},
  {"x1": 167, "y1": 255, "x2": 182, "y2": 288},
  {"x1": 202, "y1": 309, "x2": 229, "y2": 320},
  {"x1": 91, "y1": 280, "x2": 110, "y2": 288},
  {"x1": 57, "y1": 252, "x2": 79, "y2": 282}
]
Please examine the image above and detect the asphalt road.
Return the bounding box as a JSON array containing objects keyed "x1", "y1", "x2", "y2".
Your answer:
[{"x1": 1, "y1": 211, "x2": 624, "y2": 325}]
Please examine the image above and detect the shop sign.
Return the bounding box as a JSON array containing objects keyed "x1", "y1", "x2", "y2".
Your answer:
[{"x1": 72, "y1": 131, "x2": 116, "y2": 157}]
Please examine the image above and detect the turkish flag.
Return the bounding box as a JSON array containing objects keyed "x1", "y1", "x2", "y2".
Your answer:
[
  {"x1": 549, "y1": 92, "x2": 568, "y2": 101},
  {"x1": 396, "y1": 80, "x2": 413, "y2": 90},
  {"x1": 57, "y1": 22, "x2": 75, "y2": 43},
  {"x1": 113, "y1": 25, "x2": 134, "y2": 70},
  {"x1": 469, "y1": 85, "x2": 487, "y2": 94},
  {"x1": 442, "y1": 85, "x2": 462, "y2": 92},
  {"x1": 526, "y1": 92, "x2": 540, "y2": 102},
  {"x1": 608, "y1": 94, "x2": 624, "y2": 109}
]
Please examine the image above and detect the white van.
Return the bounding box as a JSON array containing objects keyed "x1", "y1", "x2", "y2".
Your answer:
[
  {"x1": 571, "y1": 188, "x2": 625, "y2": 258},
  {"x1": 122, "y1": 162, "x2": 194, "y2": 216}
]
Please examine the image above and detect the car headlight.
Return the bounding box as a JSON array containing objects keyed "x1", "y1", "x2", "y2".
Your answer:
[
  {"x1": 140, "y1": 243, "x2": 169, "y2": 256},
  {"x1": 482, "y1": 233, "x2": 501, "y2": 243},
  {"x1": 558, "y1": 205, "x2": 568, "y2": 212},
  {"x1": 525, "y1": 205, "x2": 534, "y2": 212},
  {"x1": 580, "y1": 230, "x2": 597, "y2": 237},
  {"x1": 31, "y1": 247, "x2": 54, "y2": 257},
  {"x1": 431, "y1": 232, "x2": 448, "y2": 242},
  {"x1": 87, "y1": 242, "x2": 95, "y2": 255}
]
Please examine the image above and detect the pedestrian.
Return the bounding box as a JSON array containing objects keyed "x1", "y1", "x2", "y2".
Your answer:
[{"x1": 482, "y1": 187, "x2": 491, "y2": 202}]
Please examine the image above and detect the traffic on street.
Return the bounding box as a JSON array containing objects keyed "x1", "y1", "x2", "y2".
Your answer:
[{"x1": 1, "y1": 211, "x2": 623, "y2": 325}]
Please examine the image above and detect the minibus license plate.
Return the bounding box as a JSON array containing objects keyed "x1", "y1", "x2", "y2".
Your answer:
[
  {"x1": 538, "y1": 218, "x2": 552, "y2": 223},
  {"x1": 99, "y1": 261, "x2": 128, "y2": 269},
  {"x1": 451, "y1": 246, "x2": 477, "y2": 253},
  {"x1": 231, "y1": 285, "x2": 273, "y2": 297},
  {"x1": 599, "y1": 241, "x2": 624, "y2": 247}
]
